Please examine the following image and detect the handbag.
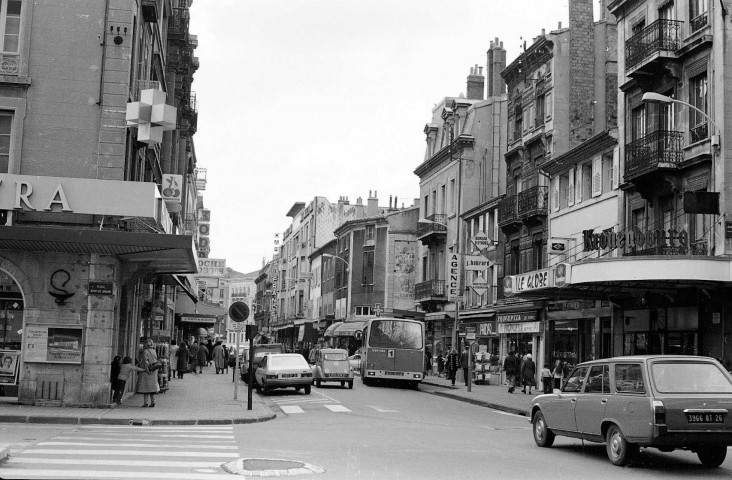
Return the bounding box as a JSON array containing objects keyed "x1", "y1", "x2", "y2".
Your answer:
[{"x1": 149, "y1": 360, "x2": 163, "y2": 371}]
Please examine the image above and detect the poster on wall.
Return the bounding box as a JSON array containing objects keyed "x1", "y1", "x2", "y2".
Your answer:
[
  {"x1": 24, "y1": 325, "x2": 83, "y2": 364},
  {"x1": 0, "y1": 350, "x2": 20, "y2": 385}
]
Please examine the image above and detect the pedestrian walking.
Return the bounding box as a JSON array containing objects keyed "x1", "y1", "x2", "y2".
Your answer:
[
  {"x1": 552, "y1": 359, "x2": 566, "y2": 390},
  {"x1": 520, "y1": 353, "x2": 536, "y2": 394},
  {"x1": 212, "y1": 341, "x2": 226, "y2": 374},
  {"x1": 437, "y1": 351, "x2": 445, "y2": 377},
  {"x1": 176, "y1": 341, "x2": 190, "y2": 379},
  {"x1": 221, "y1": 344, "x2": 229, "y2": 373},
  {"x1": 502, "y1": 350, "x2": 520, "y2": 393},
  {"x1": 110, "y1": 356, "x2": 121, "y2": 403},
  {"x1": 197, "y1": 342, "x2": 209, "y2": 373},
  {"x1": 189, "y1": 341, "x2": 199, "y2": 373},
  {"x1": 206, "y1": 339, "x2": 214, "y2": 366},
  {"x1": 540, "y1": 363, "x2": 553, "y2": 394},
  {"x1": 460, "y1": 345, "x2": 470, "y2": 385},
  {"x1": 136, "y1": 338, "x2": 160, "y2": 407},
  {"x1": 169, "y1": 340, "x2": 179, "y2": 380},
  {"x1": 445, "y1": 348, "x2": 460, "y2": 386},
  {"x1": 424, "y1": 348, "x2": 432, "y2": 377},
  {"x1": 115, "y1": 356, "x2": 144, "y2": 404}
]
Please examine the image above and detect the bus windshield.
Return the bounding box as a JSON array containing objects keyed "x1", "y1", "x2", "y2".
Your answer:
[{"x1": 368, "y1": 320, "x2": 423, "y2": 349}]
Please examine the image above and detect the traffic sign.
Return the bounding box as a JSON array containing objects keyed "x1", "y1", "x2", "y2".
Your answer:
[{"x1": 228, "y1": 301, "x2": 250, "y2": 322}]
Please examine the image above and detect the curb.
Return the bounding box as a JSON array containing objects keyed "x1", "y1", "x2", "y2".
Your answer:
[
  {"x1": 0, "y1": 412, "x2": 278, "y2": 426},
  {"x1": 422, "y1": 381, "x2": 530, "y2": 417}
]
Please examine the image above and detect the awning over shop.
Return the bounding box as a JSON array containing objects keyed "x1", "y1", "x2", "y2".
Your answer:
[
  {"x1": 162, "y1": 273, "x2": 198, "y2": 303},
  {"x1": 323, "y1": 322, "x2": 341, "y2": 338},
  {"x1": 333, "y1": 320, "x2": 367, "y2": 337},
  {"x1": 175, "y1": 293, "x2": 226, "y2": 316},
  {"x1": 179, "y1": 314, "x2": 217, "y2": 325},
  {"x1": 0, "y1": 225, "x2": 197, "y2": 274}
]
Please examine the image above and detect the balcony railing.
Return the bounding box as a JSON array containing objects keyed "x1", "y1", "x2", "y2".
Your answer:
[
  {"x1": 625, "y1": 130, "x2": 684, "y2": 178},
  {"x1": 534, "y1": 117, "x2": 544, "y2": 128},
  {"x1": 498, "y1": 195, "x2": 518, "y2": 227},
  {"x1": 626, "y1": 19, "x2": 682, "y2": 71},
  {"x1": 690, "y1": 122, "x2": 708, "y2": 144},
  {"x1": 415, "y1": 279, "x2": 446, "y2": 300},
  {"x1": 168, "y1": 8, "x2": 190, "y2": 37},
  {"x1": 690, "y1": 12, "x2": 708, "y2": 33},
  {"x1": 417, "y1": 213, "x2": 447, "y2": 238},
  {"x1": 518, "y1": 186, "x2": 548, "y2": 219}
]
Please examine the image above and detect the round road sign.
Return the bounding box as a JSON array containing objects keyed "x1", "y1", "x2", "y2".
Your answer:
[{"x1": 229, "y1": 301, "x2": 250, "y2": 322}]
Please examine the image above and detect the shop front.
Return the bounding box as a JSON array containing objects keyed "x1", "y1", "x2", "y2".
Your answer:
[
  {"x1": 497, "y1": 311, "x2": 544, "y2": 367},
  {"x1": 545, "y1": 300, "x2": 612, "y2": 372}
]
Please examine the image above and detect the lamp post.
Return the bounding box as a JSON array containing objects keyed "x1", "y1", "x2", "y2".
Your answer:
[
  {"x1": 418, "y1": 217, "x2": 471, "y2": 392},
  {"x1": 641, "y1": 92, "x2": 721, "y2": 251}
]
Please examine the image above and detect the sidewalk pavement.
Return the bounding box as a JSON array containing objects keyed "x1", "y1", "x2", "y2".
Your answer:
[{"x1": 421, "y1": 373, "x2": 539, "y2": 417}]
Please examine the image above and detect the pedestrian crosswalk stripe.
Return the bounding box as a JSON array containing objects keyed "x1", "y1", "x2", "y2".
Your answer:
[
  {"x1": 38, "y1": 442, "x2": 238, "y2": 449},
  {"x1": 53, "y1": 436, "x2": 235, "y2": 443},
  {"x1": 81, "y1": 425, "x2": 233, "y2": 430},
  {"x1": 271, "y1": 398, "x2": 334, "y2": 405},
  {"x1": 54, "y1": 432, "x2": 234, "y2": 439},
  {"x1": 7, "y1": 458, "x2": 227, "y2": 469},
  {"x1": 367, "y1": 405, "x2": 398, "y2": 413},
  {"x1": 323, "y1": 404, "x2": 351, "y2": 412},
  {"x1": 0, "y1": 469, "x2": 232, "y2": 479},
  {"x1": 18, "y1": 449, "x2": 239, "y2": 458},
  {"x1": 280, "y1": 405, "x2": 304, "y2": 414}
]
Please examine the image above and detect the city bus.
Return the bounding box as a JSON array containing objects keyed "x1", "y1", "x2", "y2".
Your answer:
[{"x1": 360, "y1": 317, "x2": 425, "y2": 388}]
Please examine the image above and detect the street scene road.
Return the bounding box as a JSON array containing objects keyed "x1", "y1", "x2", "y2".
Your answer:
[{"x1": 1, "y1": 368, "x2": 731, "y2": 480}]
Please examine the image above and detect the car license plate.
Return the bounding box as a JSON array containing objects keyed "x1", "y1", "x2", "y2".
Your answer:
[
  {"x1": 385, "y1": 371, "x2": 403, "y2": 376},
  {"x1": 687, "y1": 413, "x2": 725, "y2": 423},
  {"x1": 282, "y1": 374, "x2": 298, "y2": 378}
]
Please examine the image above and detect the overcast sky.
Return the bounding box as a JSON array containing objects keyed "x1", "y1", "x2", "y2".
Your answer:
[{"x1": 188, "y1": 0, "x2": 592, "y2": 274}]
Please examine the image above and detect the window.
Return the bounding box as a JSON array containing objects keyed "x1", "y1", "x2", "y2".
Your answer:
[
  {"x1": 440, "y1": 185, "x2": 446, "y2": 214},
  {"x1": 509, "y1": 240, "x2": 520, "y2": 275},
  {"x1": 602, "y1": 153, "x2": 613, "y2": 193},
  {"x1": 631, "y1": 205, "x2": 647, "y2": 230},
  {"x1": 651, "y1": 361, "x2": 732, "y2": 394},
  {"x1": 449, "y1": 179, "x2": 455, "y2": 213},
  {"x1": 0, "y1": 1, "x2": 21, "y2": 56},
  {"x1": 362, "y1": 250, "x2": 374, "y2": 284},
  {"x1": 558, "y1": 172, "x2": 570, "y2": 210},
  {"x1": 355, "y1": 306, "x2": 373, "y2": 316},
  {"x1": 581, "y1": 162, "x2": 592, "y2": 201},
  {"x1": 585, "y1": 365, "x2": 609, "y2": 393},
  {"x1": 536, "y1": 94, "x2": 545, "y2": 126},
  {"x1": 658, "y1": 1, "x2": 674, "y2": 20},
  {"x1": 532, "y1": 233, "x2": 544, "y2": 270},
  {"x1": 614, "y1": 364, "x2": 646, "y2": 393},
  {"x1": 689, "y1": 72, "x2": 708, "y2": 142},
  {"x1": 689, "y1": 0, "x2": 708, "y2": 31},
  {"x1": 562, "y1": 366, "x2": 589, "y2": 393},
  {"x1": 0, "y1": 111, "x2": 11, "y2": 172},
  {"x1": 631, "y1": 105, "x2": 647, "y2": 141},
  {"x1": 365, "y1": 225, "x2": 375, "y2": 243}
]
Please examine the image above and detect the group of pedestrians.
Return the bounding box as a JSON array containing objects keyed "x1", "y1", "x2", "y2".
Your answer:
[
  {"x1": 502, "y1": 351, "x2": 569, "y2": 394},
  {"x1": 169, "y1": 339, "x2": 232, "y2": 377}
]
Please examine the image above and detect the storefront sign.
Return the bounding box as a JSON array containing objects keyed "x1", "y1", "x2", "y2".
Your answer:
[
  {"x1": 464, "y1": 255, "x2": 493, "y2": 271},
  {"x1": 198, "y1": 258, "x2": 226, "y2": 276},
  {"x1": 583, "y1": 227, "x2": 689, "y2": 253},
  {"x1": 0, "y1": 174, "x2": 162, "y2": 218},
  {"x1": 498, "y1": 321, "x2": 542, "y2": 334},
  {"x1": 161, "y1": 174, "x2": 182, "y2": 203},
  {"x1": 497, "y1": 312, "x2": 535, "y2": 323},
  {"x1": 88, "y1": 281, "x2": 113, "y2": 296},
  {"x1": 0, "y1": 350, "x2": 20, "y2": 385},
  {"x1": 478, "y1": 322, "x2": 496, "y2": 336},
  {"x1": 503, "y1": 264, "x2": 570, "y2": 297},
  {"x1": 24, "y1": 325, "x2": 83, "y2": 364},
  {"x1": 180, "y1": 315, "x2": 217, "y2": 325},
  {"x1": 446, "y1": 253, "x2": 462, "y2": 300}
]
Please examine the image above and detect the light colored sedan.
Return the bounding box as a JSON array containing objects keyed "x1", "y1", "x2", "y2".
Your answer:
[
  {"x1": 530, "y1": 355, "x2": 732, "y2": 467},
  {"x1": 254, "y1": 353, "x2": 313, "y2": 394}
]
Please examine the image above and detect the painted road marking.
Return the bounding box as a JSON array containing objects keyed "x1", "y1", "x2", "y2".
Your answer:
[
  {"x1": 323, "y1": 404, "x2": 351, "y2": 413},
  {"x1": 279, "y1": 405, "x2": 305, "y2": 414},
  {"x1": 366, "y1": 405, "x2": 399, "y2": 413}
]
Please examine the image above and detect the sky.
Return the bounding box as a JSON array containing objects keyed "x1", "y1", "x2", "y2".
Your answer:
[{"x1": 188, "y1": 0, "x2": 589, "y2": 275}]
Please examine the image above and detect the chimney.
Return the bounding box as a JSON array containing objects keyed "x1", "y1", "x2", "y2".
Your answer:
[
  {"x1": 466, "y1": 64, "x2": 485, "y2": 100},
  {"x1": 487, "y1": 38, "x2": 507, "y2": 97},
  {"x1": 569, "y1": 0, "x2": 596, "y2": 147},
  {"x1": 356, "y1": 197, "x2": 363, "y2": 205},
  {"x1": 367, "y1": 190, "x2": 378, "y2": 217}
]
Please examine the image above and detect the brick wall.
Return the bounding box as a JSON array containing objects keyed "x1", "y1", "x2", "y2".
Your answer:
[{"x1": 569, "y1": 0, "x2": 595, "y2": 149}]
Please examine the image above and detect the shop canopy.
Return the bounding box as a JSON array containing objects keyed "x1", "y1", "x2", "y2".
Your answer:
[
  {"x1": 333, "y1": 320, "x2": 367, "y2": 337},
  {"x1": 323, "y1": 322, "x2": 341, "y2": 338}
]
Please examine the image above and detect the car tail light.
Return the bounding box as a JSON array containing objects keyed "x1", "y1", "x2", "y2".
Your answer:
[{"x1": 653, "y1": 400, "x2": 666, "y2": 424}]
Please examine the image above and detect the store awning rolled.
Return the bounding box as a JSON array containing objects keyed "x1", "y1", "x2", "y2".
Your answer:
[
  {"x1": 162, "y1": 273, "x2": 198, "y2": 303},
  {"x1": 333, "y1": 320, "x2": 367, "y2": 337},
  {"x1": 0, "y1": 225, "x2": 197, "y2": 274},
  {"x1": 323, "y1": 322, "x2": 342, "y2": 338}
]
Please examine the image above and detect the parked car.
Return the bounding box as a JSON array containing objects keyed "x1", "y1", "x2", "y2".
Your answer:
[
  {"x1": 312, "y1": 348, "x2": 353, "y2": 388},
  {"x1": 254, "y1": 353, "x2": 313, "y2": 394},
  {"x1": 240, "y1": 343, "x2": 285, "y2": 381},
  {"x1": 530, "y1": 355, "x2": 732, "y2": 467},
  {"x1": 348, "y1": 349, "x2": 362, "y2": 372}
]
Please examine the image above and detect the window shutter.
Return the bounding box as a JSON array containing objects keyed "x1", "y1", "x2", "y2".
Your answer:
[
  {"x1": 612, "y1": 146, "x2": 620, "y2": 190},
  {"x1": 552, "y1": 177, "x2": 560, "y2": 212},
  {"x1": 592, "y1": 156, "x2": 602, "y2": 197},
  {"x1": 568, "y1": 168, "x2": 575, "y2": 207},
  {"x1": 492, "y1": 211, "x2": 498, "y2": 243},
  {"x1": 575, "y1": 167, "x2": 583, "y2": 204}
]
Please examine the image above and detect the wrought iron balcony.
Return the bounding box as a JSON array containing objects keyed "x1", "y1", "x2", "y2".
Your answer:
[
  {"x1": 168, "y1": 8, "x2": 190, "y2": 38},
  {"x1": 625, "y1": 130, "x2": 684, "y2": 180},
  {"x1": 498, "y1": 195, "x2": 518, "y2": 228},
  {"x1": 625, "y1": 19, "x2": 682, "y2": 72},
  {"x1": 690, "y1": 12, "x2": 708, "y2": 33},
  {"x1": 690, "y1": 122, "x2": 708, "y2": 144},
  {"x1": 518, "y1": 186, "x2": 548, "y2": 220},
  {"x1": 415, "y1": 279, "x2": 446, "y2": 301},
  {"x1": 417, "y1": 213, "x2": 447, "y2": 245}
]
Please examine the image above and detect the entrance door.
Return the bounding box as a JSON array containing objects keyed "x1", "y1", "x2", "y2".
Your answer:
[{"x1": 0, "y1": 292, "x2": 24, "y2": 400}]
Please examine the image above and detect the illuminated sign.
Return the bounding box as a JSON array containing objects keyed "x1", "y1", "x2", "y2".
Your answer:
[{"x1": 583, "y1": 228, "x2": 689, "y2": 253}]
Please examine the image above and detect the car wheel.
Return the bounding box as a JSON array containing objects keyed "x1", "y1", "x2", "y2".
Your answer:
[
  {"x1": 532, "y1": 411, "x2": 555, "y2": 448},
  {"x1": 348, "y1": 380, "x2": 353, "y2": 389},
  {"x1": 316, "y1": 379, "x2": 321, "y2": 387},
  {"x1": 304, "y1": 384, "x2": 311, "y2": 395},
  {"x1": 605, "y1": 424, "x2": 637, "y2": 466},
  {"x1": 697, "y1": 446, "x2": 727, "y2": 467},
  {"x1": 255, "y1": 380, "x2": 261, "y2": 393}
]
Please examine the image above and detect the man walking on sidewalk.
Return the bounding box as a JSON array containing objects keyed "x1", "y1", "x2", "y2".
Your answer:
[
  {"x1": 503, "y1": 350, "x2": 520, "y2": 393},
  {"x1": 460, "y1": 344, "x2": 470, "y2": 386}
]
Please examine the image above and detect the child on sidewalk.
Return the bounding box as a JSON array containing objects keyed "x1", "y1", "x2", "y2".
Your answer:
[
  {"x1": 540, "y1": 363, "x2": 553, "y2": 394},
  {"x1": 114, "y1": 356, "x2": 144, "y2": 404}
]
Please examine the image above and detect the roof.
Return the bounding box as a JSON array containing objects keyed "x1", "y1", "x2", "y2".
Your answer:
[{"x1": 577, "y1": 355, "x2": 721, "y2": 365}]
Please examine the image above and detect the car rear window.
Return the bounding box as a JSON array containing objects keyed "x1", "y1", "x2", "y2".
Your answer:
[
  {"x1": 323, "y1": 353, "x2": 347, "y2": 361},
  {"x1": 614, "y1": 364, "x2": 646, "y2": 394},
  {"x1": 269, "y1": 356, "x2": 308, "y2": 369},
  {"x1": 651, "y1": 362, "x2": 732, "y2": 394}
]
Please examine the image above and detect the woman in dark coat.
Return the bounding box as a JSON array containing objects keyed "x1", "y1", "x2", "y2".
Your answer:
[
  {"x1": 136, "y1": 338, "x2": 159, "y2": 407},
  {"x1": 176, "y1": 341, "x2": 189, "y2": 379},
  {"x1": 521, "y1": 353, "x2": 537, "y2": 394},
  {"x1": 445, "y1": 348, "x2": 460, "y2": 386}
]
